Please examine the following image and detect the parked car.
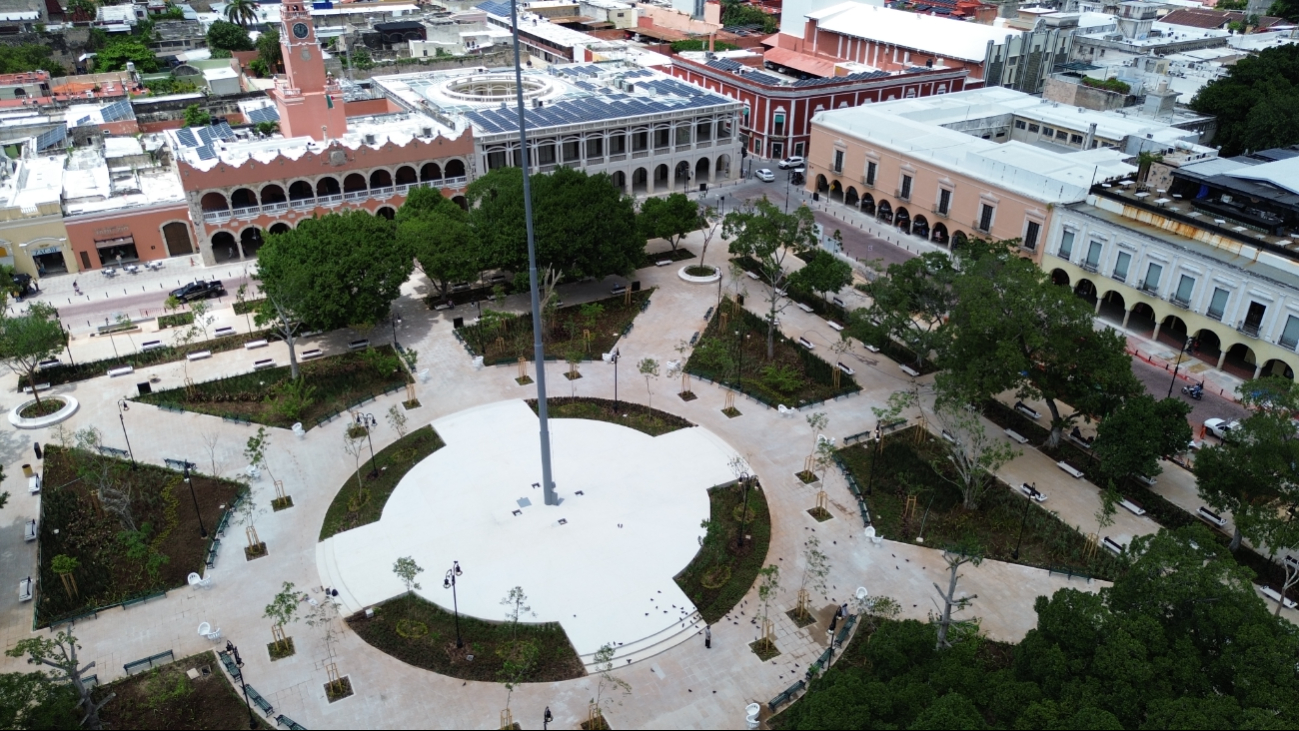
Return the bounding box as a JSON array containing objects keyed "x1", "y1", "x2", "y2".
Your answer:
[
  {"x1": 169, "y1": 280, "x2": 225, "y2": 303},
  {"x1": 755, "y1": 168, "x2": 775, "y2": 182},
  {"x1": 1204, "y1": 418, "x2": 1240, "y2": 440},
  {"x1": 778, "y1": 156, "x2": 805, "y2": 169}
]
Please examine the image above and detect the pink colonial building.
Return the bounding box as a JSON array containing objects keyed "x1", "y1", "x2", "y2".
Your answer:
[{"x1": 173, "y1": 0, "x2": 474, "y2": 264}]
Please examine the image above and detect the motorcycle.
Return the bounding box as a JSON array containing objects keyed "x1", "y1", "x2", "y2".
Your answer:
[{"x1": 1182, "y1": 383, "x2": 1203, "y2": 400}]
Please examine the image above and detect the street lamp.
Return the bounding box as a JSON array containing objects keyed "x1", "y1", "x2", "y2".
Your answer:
[
  {"x1": 444, "y1": 561, "x2": 464, "y2": 648},
  {"x1": 355, "y1": 413, "x2": 379, "y2": 479},
  {"x1": 1167, "y1": 335, "x2": 1193, "y2": 398},
  {"x1": 736, "y1": 472, "x2": 753, "y2": 548},
  {"x1": 183, "y1": 463, "x2": 207, "y2": 539},
  {"x1": 604, "y1": 348, "x2": 620, "y2": 409},
  {"x1": 544, "y1": 707, "x2": 553, "y2": 730},
  {"x1": 390, "y1": 313, "x2": 402, "y2": 347},
  {"x1": 865, "y1": 425, "x2": 882, "y2": 496},
  {"x1": 225, "y1": 641, "x2": 257, "y2": 731},
  {"x1": 1012, "y1": 486, "x2": 1033, "y2": 560},
  {"x1": 116, "y1": 399, "x2": 136, "y2": 470}
]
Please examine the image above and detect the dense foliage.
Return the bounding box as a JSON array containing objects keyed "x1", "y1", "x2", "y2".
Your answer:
[
  {"x1": 0, "y1": 45, "x2": 62, "y2": 75},
  {"x1": 206, "y1": 20, "x2": 254, "y2": 52},
  {"x1": 1191, "y1": 43, "x2": 1299, "y2": 156}
]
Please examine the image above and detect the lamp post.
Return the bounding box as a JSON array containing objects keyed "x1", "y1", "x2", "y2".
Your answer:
[
  {"x1": 183, "y1": 463, "x2": 207, "y2": 538},
  {"x1": 225, "y1": 641, "x2": 257, "y2": 731},
  {"x1": 544, "y1": 707, "x2": 553, "y2": 730},
  {"x1": 390, "y1": 313, "x2": 402, "y2": 347},
  {"x1": 606, "y1": 347, "x2": 620, "y2": 409},
  {"x1": 1012, "y1": 486, "x2": 1033, "y2": 560},
  {"x1": 116, "y1": 399, "x2": 136, "y2": 469},
  {"x1": 736, "y1": 472, "x2": 753, "y2": 548},
  {"x1": 1167, "y1": 335, "x2": 1193, "y2": 398},
  {"x1": 865, "y1": 425, "x2": 881, "y2": 496},
  {"x1": 444, "y1": 561, "x2": 464, "y2": 648},
  {"x1": 355, "y1": 413, "x2": 379, "y2": 479}
]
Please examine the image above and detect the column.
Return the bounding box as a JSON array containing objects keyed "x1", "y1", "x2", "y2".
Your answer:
[
  {"x1": 1217, "y1": 350, "x2": 1228, "y2": 369},
  {"x1": 1254, "y1": 363, "x2": 1264, "y2": 379},
  {"x1": 1094, "y1": 298, "x2": 1102, "y2": 315},
  {"x1": 1152, "y1": 321, "x2": 1162, "y2": 341},
  {"x1": 1122, "y1": 308, "x2": 1132, "y2": 328}
]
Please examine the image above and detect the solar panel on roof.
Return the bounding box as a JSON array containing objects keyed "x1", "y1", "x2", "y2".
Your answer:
[
  {"x1": 195, "y1": 145, "x2": 216, "y2": 160},
  {"x1": 100, "y1": 99, "x2": 132, "y2": 123},
  {"x1": 35, "y1": 125, "x2": 65, "y2": 151},
  {"x1": 474, "y1": 0, "x2": 511, "y2": 16},
  {"x1": 73, "y1": 115, "x2": 92, "y2": 127},
  {"x1": 248, "y1": 106, "x2": 280, "y2": 124},
  {"x1": 176, "y1": 127, "x2": 198, "y2": 147}
]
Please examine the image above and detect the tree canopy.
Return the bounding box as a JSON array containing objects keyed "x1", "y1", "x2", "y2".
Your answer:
[
  {"x1": 0, "y1": 302, "x2": 65, "y2": 409},
  {"x1": 723, "y1": 197, "x2": 818, "y2": 359},
  {"x1": 0, "y1": 672, "x2": 79, "y2": 730},
  {"x1": 848, "y1": 251, "x2": 956, "y2": 369},
  {"x1": 1191, "y1": 43, "x2": 1299, "y2": 156},
  {"x1": 93, "y1": 38, "x2": 158, "y2": 73},
  {"x1": 397, "y1": 187, "x2": 481, "y2": 299},
  {"x1": 0, "y1": 45, "x2": 62, "y2": 75},
  {"x1": 788, "y1": 249, "x2": 852, "y2": 302},
  {"x1": 1092, "y1": 393, "x2": 1192, "y2": 485},
  {"x1": 206, "y1": 19, "x2": 254, "y2": 52},
  {"x1": 638, "y1": 192, "x2": 700, "y2": 252}
]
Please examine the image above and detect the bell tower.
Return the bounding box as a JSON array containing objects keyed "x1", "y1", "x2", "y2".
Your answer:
[{"x1": 272, "y1": 1, "x2": 347, "y2": 141}]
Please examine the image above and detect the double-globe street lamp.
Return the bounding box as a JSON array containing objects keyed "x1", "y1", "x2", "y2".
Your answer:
[
  {"x1": 444, "y1": 561, "x2": 464, "y2": 648},
  {"x1": 116, "y1": 399, "x2": 136, "y2": 470}
]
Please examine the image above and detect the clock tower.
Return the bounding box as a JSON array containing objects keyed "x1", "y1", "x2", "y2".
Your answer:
[{"x1": 272, "y1": 1, "x2": 347, "y2": 141}]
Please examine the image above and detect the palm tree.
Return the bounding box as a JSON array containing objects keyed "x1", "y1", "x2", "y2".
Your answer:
[{"x1": 224, "y1": 0, "x2": 259, "y2": 27}]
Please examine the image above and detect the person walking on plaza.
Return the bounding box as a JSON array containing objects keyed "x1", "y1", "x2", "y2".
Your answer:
[{"x1": 704, "y1": 625, "x2": 711, "y2": 649}]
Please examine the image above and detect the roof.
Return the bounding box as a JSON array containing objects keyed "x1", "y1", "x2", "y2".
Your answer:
[
  {"x1": 807, "y1": 2, "x2": 1020, "y2": 62},
  {"x1": 1160, "y1": 7, "x2": 1285, "y2": 30},
  {"x1": 763, "y1": 46, "x2": 837, "y2": 77},
  {"x1": 375, "y1": 20, "x2": 426, "y2": 31}
]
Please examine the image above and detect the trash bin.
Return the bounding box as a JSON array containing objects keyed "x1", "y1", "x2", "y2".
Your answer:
[
  {"x1": 746, "y1": 703, "x2": 761, "y2": 729},
  {"x1": 292, "y1": 423, "x2": 305, "y2": 439},
  {"x1": 21, "y1": 464, "x2": 33, "y2": 478}
]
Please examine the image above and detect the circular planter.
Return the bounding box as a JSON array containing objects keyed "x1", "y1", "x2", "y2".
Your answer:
[
  {"x1": 9, "y1": 395, "x2": 79, "y2": 429},
  {"x1": 678, "y1": 264, "x2": 721, "y2": 284}
]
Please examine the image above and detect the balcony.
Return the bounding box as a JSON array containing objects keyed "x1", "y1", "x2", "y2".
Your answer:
[
  {"x1": 895, "y1": 188, "x2": 910, "y2": 201},
  {"x1": 1237, "y1": 321, "x2": 1261, "y2": 338},
  {"x1": 1170, "y1": 294, "x2": 1191, "y2": 309},
  {"x1": 973, "y1": 220, "x2": 991, "y2": 234},
  {"x1": 930, "y1": 204, "x2": 948, "y2": 219},
  {"x1": 1206, "y1": 309, "x2": 1224, "y2": 322},
  {"x1": 1081, "y1": 260, "x2": 1099, "y2": 273},
  {"x1": 1280, "y1": 338, "x2": 1299, "y2": 352},
  {"x1": 1111, "y1": 272, "x2": 1126, "y2": 283},
  {"x1": 202, "y1": 209, "x2": 232, "y2": 223},
  {"x1": 861, "y1": 176, "x2": 874, "y2": 188},
  {"x1": 1139, "y1": 282, "x2": 1159, "y2": 295}
]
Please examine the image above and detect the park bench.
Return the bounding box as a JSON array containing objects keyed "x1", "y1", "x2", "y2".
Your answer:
[
  {"x1": 1014, "y1": 401, "x2": 1040, "y2": 420},
  {"x1": 1004, "y1": 428, "x2": 1029, "y2": 444},
  {"x1": 36, "y1": 358, "x2": 61, "y2": 371},
  {"x1": 348, "y1": 339, "x2": 370, "y2": 351},
  {"x1": 164, "y1": 458, "x2": 195, "y2": 471},
  {"x1": 24, "y1": 519, "x2": 37, "y2": 542},
  {"x1": 864, "y1": 343, "x2": 881, "y2": 353},
  {"x1": 433, "y1": 301, "x2": 452, "y2": 311},
  {"x1": 28, "y1": 474, "x2": 40, "y2": 494},
  {"x1": 244, "y1": 339, "x2": 268, "y2": 350},
  {"x1": 1019, "y1": 483, "x2": 1046, "y2": 502},
  {"x1": 214, "y1": 326, "x2": 235, "y2": 338},
  {"x1": 797, "y1": 302, "x2": 814, "y2": 313},
  {"x1": 1197, "y1": 506, "x2": 1226, "y2": 528},
  {"x1": 828, "y1": 320, "x2": 844, "y2": 331},
  {"x1": 611, "y1": 284, "x2": 627, "y2": 295},
  {"x1": 941, "y1": 430, "x2": 958, "y2": 444},
  {"x1": 768, "y1": 679, "x2": 806, "y2": 713},
  {"x1": 843, "y1": 431, "x2": 870, "y2": 446},
  {"x1": 18, "y1": 577, "x2": 32, "y2": 602},
  {"x1": 107, "y1": 366, "x2": 134, "y2": 378},
  {"x1": 833, "y1": 296, "x2": 845, "y2": 308},
  {"x1": 1102, "y1": 537, "x2": 1125, "y2": 554},
  {"x1": 1135, "y1": 474, "x2": 1157, "y2": 486},
  {"x1": 21, "y1": 383, "x2": 51, "y2": 394},
  {"x1": 244, "y1": 685, "x2": 274, "y2": 717},
  {"x1": 215, "y1": 512, "x2": 230, "y2": 537},
  {"x1": 205, "y1": 539, "x2": 220, "y2": 569},
  {"x1": 253, "y1": 359, "x2": 275, "y2": 371},
  {"x1": 656, "y1": 258, "x2": 672, "y2": 266},
  {"x1": 300, "y1": 348, "x2": 323, "y2": 361},
  {"x1": 1119, "y1": 499, "x2": 1146, "y2": 516},
  {"x1": 217, "y1": 650, "x2": 241, "y2": 680},
  {"x1": 1262, "y1": 586, "x2": 1298, "y2": 610},
  {"x1": 881, "y1": 419, "x2": 907, "y2": 434},
  {"x1": 898, "y1": 364, "x2": 920, "y2": 377},
  {"x1": 837, "y1": 362, "x2": 855, "y2": 376},
  {"x1": 798, "y1": 337, "x2": 814, "y2": 350},
  {"x1": 141, "y1": 340, "x2": 163, "y2": 351},
  {"x1": 96, "y1": 446, "x2": 129, "y2": 459},
  {"x1": 834, "y1": 613, "x2": 857, "y2": 647},
  {"x1": 1056, "y1": 461, "x2": 1084, "y2": 479},
  {"x1": 689, "y1": 331, "x2": 700, "y2": 346},
  {"x1": 187, "y1": 350, "x2": 212, "y2": 361},
  {"x1": 745, "y1": 271, "x2": 761, "y2": 280},
  {"x1": 275, "y1": 715, "x2": 307, "y2": 730},
  {"x1": 703, "y1": 306, "x2": 713, "y2": 321}
]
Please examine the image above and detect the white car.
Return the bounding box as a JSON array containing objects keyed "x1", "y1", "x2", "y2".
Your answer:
[
  {"x1": 755, "y1": 168, "x2": 775, "y2": 182},
  {"x1": 778, "y1": 156, "x2": 805, "y2": 169},
  {"x1": 1204, "y1": 418, "x2": 1240, "y2": 440}
]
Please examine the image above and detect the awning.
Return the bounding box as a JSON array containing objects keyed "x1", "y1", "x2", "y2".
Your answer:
[
  {"x1": 763, "y1": 47, "x2": 836, "y2": 78},
  {"x1": 95, "y1": 236, "x2": 134, "y2": 248}
]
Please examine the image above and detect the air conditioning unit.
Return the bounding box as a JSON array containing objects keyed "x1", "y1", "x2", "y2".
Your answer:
[
  {"x1": 421, "y1": 127, "x2": 433, "y2": 137},
  {"x1": 365, "y1": 134, "x2": 376, "y2": 144}
]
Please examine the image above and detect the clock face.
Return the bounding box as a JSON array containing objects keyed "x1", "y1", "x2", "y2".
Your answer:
[{"x1": 292, "y1": 22, "x2": 310, "y2": 39}]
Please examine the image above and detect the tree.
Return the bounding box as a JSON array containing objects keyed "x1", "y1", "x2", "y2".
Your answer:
[
  {"x1": 637, "y1": 357, "x2": 659, "y2": 409},
  {"x1": 942, "y1": 243, "x2": 1139, "y2": 446},
  {"x1": 0, "y1": 302, "x2": 65, "y2": 410},
  {"x1": 589, "y1": 643, "x2": 631, "y2": 723},
  {"x1": 0, "y1": 44, "x2": 62, "y2": 75},
  {"x1": 1191, "y1": 44, "x2": 1299, "y2": 156},
  {"x1": 397, "y1": 187, "x2": 480, "y2": 300},
  {"x1": 933, "y1": 545, "x2": 982, "y2": 649},
  {"x1": 71, "y1": 428, "x2": 136, "y2": 532},
  {"x1": 256, "y1": 25, "x2": 283, "y2": 71},
  {"x1": 1270, "y1": 0, "x2": 1299, "y2": 22},
  {"x1": 6, "y1": 631, "x2": 112, "y2": 730},
  {"x1": 638, "y1": 193, "x2": 699, "y2": 252},
  {"x1": 723, "y1": 198, "x2": 819, "y2": 360},
  {"x1": 0, "y1": 671, "x2": 79, "y2": 729},
  {"x1": 207, "y1": 20, "x2": 254, "y2": 52},
  {"x1": 385, "y1": 404, "x2": 408, "y2": 439},
  {"x1": 928, "y1": 388, "x2": 1020, "y2": 510},
  {"x1": 244, "y1": 426, "x2": 276, "y2": 485},
  {"x1": 1092, "y1": 394, "x2": 1191, "y2": 484},
  {"x1": 788, "y1": 249, "x2": 852, "y2": 304},
  {"x1": 755, "y1": 564, "x2": 780, "y2": 650},
  {"x1": 255, "y1": 211, "x2": 409, "y2": 379},
  {"x1": 263, "y1": 582, "x2": 300, "y2": 653},
  {"x1": 392, "y1": 557, "x2": 423, "y2": 594},
  {"x1": 224, "y1": 0, "x2": 259, "y2": 27},
  {"x1": 850, "y1": 251, "x2": 956, "y2": 369},
  {"x1": 65, "y1": 0, "x2": 98, "y2": 22},
  {"x1": 796, "y1": 536, "x2": 831, "y2": 621},
  {"x1": 94, "y1": 39, "x2": 158, "y2": 73},
  {"x1": 183, "y1": 104, "x2": 210, "y2": 127}
]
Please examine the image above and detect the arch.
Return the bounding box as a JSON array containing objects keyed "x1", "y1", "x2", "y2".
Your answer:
[
  {"x1": 611, "y1": 170, "x2": 626, "y2": 191},
  {"x1": 695, "y1": 156, "x2": 710, "y2": 183},
  {"x1": 1223, "y1": 342, "x2": 1257, "y2": 380},
  {"x1": 1050, "y1": 268, "x2": 1070, "y2": 287},
  {"x1": 716, "y1": 153, "x2": 730, "y2": 178},
  {"x1": 445, "y1": 159, "x2": 467, "y2": 178},
  {"x1": 370, "y1": 169, "x2": 393, "y2": 188},
  {"x1": 1190, "y1": 327, "x2": 1222, "y2": 367},
  {"x1": 395, "y1": 166, "x2": 417, "y2": 185},
  {"x1": 200, "y1": 192, "x2": 229, "y2": 212},
  {"x1": 1158, "y1": 315, "x2": 1189, "y2": 348},
  {"x1": 343, "y1": 173, "x2": 367, "y2": 194},
  {"x1": 654, "y1": 164, "x2": 669, "y2": 192},
  {"x1": 268, "y1": 222, "x2": 291, "y2": 235},
  {"x1": 376, "y1": 206, "x2": 396, "y2": 220},
  {"x1": 844, "y1": 186, "x2": 859, "y2": 208},
  {"x1": 1074, "y1": 278, "x2": 1098, "y2": 307},
  {"x1": 1260, "y1": 358, "x2": 1294, "y2": 381},
  {"x1": 260, "y1": 184, "x2": 286, "y2": 204},
  {"x1": 910, "y1": 213, "x2": 929, "y2": 240},
  {"x1": 230, "y1": 188, "x2": 258, "y2": 209},
  {"x1": 674, "y1": 160, "x2": 691, "y2": 189},
  {"x1": 1128, "y1": 302, "x2": 1157, "y2": 337},
  {"x1": 240, "y1": 227, "x2": 265, "y2": 258},
  {"x1": 420, "y1": 162, "x2": 443, "y2": 182},
  {"x1": 816, "y1": 174, "x2": 829, "y2": 194},
  {"x1": 894, "y1": 206, "x2": 911, "y2": 233},
  {"x1": 632, "y1": 167, "x2": 649, "y2": 194},
  {"x1": 211, "y1": 230, "x2": 239, "y2": 262},
  {"x1": 829, "y1": 179, "x2": 843, "y2": 202},
  {"x1": 860, "y1": 192, "x2": 875, "y2": 216},
  {"x1": 876, "y1": 199, "x2": 893, "y2": 223},
  {"x1": 952, "y1": 231, "x2": 969, "y2": 250},
  {"x1": 316, "y1": 176, "x2": 340, "y2": 196},
  {"x1": 451, "y1": 195, "x2": 468, "y2": 211},
  {"x1": 1098, "y1": 290, "x2": 1126, "y2": 326},
  {"x1": 288, "y1": 180, "x2": 314, "y2": 200},
  {"x1": 161, "y1": 221, "x2": 194, "y2": 256}
]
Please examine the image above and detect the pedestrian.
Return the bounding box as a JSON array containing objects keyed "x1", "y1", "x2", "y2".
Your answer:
[
  {"x1": 839, "y1": 602, "x2": 849, "y2": 619},
  {"x1": 704, "y1": 625, "x2": 711, "y2": 649}
]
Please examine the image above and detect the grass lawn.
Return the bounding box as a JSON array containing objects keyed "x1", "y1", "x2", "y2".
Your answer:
[
  {"x1": 674, "y1": 481, "x2": 772, "y2": 624},
  {"x1": 94, "y1": 651, "x2": 272, "y2": 730},
  {"x1": 836, "y1": 430, "x2": 1122, "y2": 580},
  {"x1": 459, "y1": 290, "x2": 653, "y2": 365},
  {"x1": 527, "y1": 397, "x2": 693, "y2": 437},
  {"x1": 319, "y1": 425, "x2": 444, "y2": 540},
  {"x1": 135, "y1": 347, "x2": 411, "y2": 429},
  {"x1": 37, "y1": 447, "x2": 244, "y2": 627},
  {"x1": 347, "y1": 593, "x2": 585, "y2": 682},
  {"x1": 685, "y1": 297, "x2": 860, "y2": 407}
]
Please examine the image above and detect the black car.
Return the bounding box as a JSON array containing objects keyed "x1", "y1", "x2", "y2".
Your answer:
[{"x1": 170, "y1": 280, "x2": 225, "y2": 303}]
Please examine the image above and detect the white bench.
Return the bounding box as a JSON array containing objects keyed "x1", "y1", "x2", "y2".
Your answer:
[
  {"x1": 141, "y1": 340, "x2": 163, "y2": 351},
  {"x1": 837, "y1": 362, "x2": 855, "y2": 376},
  {"x1": 611, "y1": 284, "x2": 628, "y2": 295},
  {"x1": 1102, "y1": 537, "x2": 1125, "y2": 555},
  {"x1": 655, "y1": 259, "x2": 672, "y2": 267},
  {"x1": 107, "y1": 366, "x2": 134, "y2": 378},
  {"x1": 1014, "y1": 402, "x2": 1040, "y2": 420},
  {"x1": 214, "y1": 326, "x2": 235, "y2": 338},
  {"x1": 1135, "y1": 474, "x2": 1157, "y2": 487},
  {"x1": 300, "y1": 348, "x2": 324, "y2": 361},
  {"x1": 23, "y1": 520, "x2": 37, "y2": 542},
  {"x1": 1020, "y1": 483, "x2": 1046, "y2": 502},
  {"x1": 36, "y1": 358, "x2": 61, "y2": 371},
  {"x1": 348, "y1": 339, "x2": 370, "y2": 351},
  {"x1": 1004, "y1": 429, "x2": 1029, "y2": 444},
  {"x1": 864, "y1": 344, "x2": 880, "y2": 353},
  {"x1": 1197, "y1": 506, "x2": 1227, "y2": 527},
  {"x1": 832, "y1": 296, "x2": 845, "y2": 307},
  {"x1": 775, "y1": 288, "x2": 788, "y2": 297},
  {"x1": 941, "y1": 430, "x2": 957, "y2": 444},
  {"x1": 797, "y1": 302, "x2": 814, "y2": 313},
  {"x1": 253, "y1": 359, "x2": 275, "y2": 371},
  {"x1": 798, "y1": 337, "x2": 815, "y2": 350},
  {"x1": 1262, "y1": 586, "x2": 1298, "y2": 610},
  {"x1": 1056, "y1": 461, "x2": 1084, "y2": 479},
  {"x1": 244, "y1": 339, "x2": 268, "y2": 350},
  {"x1": 17, "y1": 578, "x2": 32, "y2": 602},
  {"x1": 187, "y1": 350, "x2": 212, "y2": 361},
  {"x1": 828, "y1": 321, "x2": 844, "y2": 332},
  {"x1": 745, "y1": 271, "x2": 761, "y2": 280},
  {"x1": 1119, "y1": 499, "x2": 1146, "y2": 516},
  {"x1": 433, "y1": 302, "x2": 452, "y2": 310},
  {"x1": 899, "y1": 364, "x2": 920, "y2": 377},
  {"x1": 28, "y1": 475, "x2": 40, "y2": 494},
  {"x1": 21, "y1": 383, "x2": 51, "y2": 394}
]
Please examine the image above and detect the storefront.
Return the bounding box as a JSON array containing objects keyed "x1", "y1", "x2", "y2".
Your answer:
[
  {"x1": 29, "y1": 243, "x2": 68, "y2": 274},
  {"x1": 93, "y1": 235, "x2": 139, "y2": 268}
]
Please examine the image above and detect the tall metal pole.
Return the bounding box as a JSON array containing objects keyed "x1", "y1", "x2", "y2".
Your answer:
[
  {"x1": 184, "y1": 464, "x2": 207, "y2": 538},
  {"x1": 1012, "y1": 488, "x2": 1032, "y2": 560},
  {"x1": 510, "y1": 0, "x2": 557, "y2": 507},
  {"x1": 444, "y1": 561, "x2": 463, "y2": 648},
  {"x1": 737, "y1": 473, "x2": 751, "y2": 548},
  {"x1": 117, "y1": 400, "x2": 136, "y2": 470},
  {"x1": 1167, "y1": 336, "x2": 1190, "y2": 398}
]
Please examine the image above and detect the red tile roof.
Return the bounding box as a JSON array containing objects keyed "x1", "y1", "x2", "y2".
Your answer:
[{"x1": 1160, "y1": 8, "x2": 1287, "y2": 30}]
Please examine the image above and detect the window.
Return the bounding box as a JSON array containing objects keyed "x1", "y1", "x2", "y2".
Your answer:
[
  {"x1": 1015, "y1": 120, "x2": 1026, "y2": 130},
  {"x1": 1028, "y1": 124, "x2": 1040, "y2": 133},
  {"x1": 865, "y1": 161, "x2": 876, "y2": 186},
  {"x1": 978, "y1": 204, "x2": 994, "y2": 232},
  {"x1": 1042, "y1": 127, "x2": 1054, "y2": 137},
  {"x1": 1143, "y1": 262, "x2": 1163, "y2": 293},
  {"x1": 1206, "y1": 287, "x2": 1229, "y2": 321},
  {"x1": 937, "y1": 188, "x2": 951, "y2": 215},
  {"x1": 771, "y1": 142, "x2": 783, "y2": 160},
  {"x1": 773, "y1": 112, "x2": 785, "y2": 136},
  {"x1": 833, "y1": 150, "x2": 844, "y2": 174},
  {"x1": 1058, "y1": 230, "x2": 1074, "y2": 260},
  {"x1": 794, "y1": 142, "x2": 804, "y2": 157},
  {"x1": 900, "y1": 175, "x2": 912, "y2": 200},
  {"x1": 1113, "y1": 251, "x2": 1131, "y2": 282},
  {"x1": 1282, "y1": 315, "x2": 1299, "y2": 350},
  {"x1": 1070, "y1": 134, "x2": 1083, "y2": 144},
  {"x1": 1055, "y1": 129, "x2": 1068, "y2": 139},
  {"x1": 1174, "y1": 275, "x2": 1195, "y2": 306},
  {"x1": 1084, "y1": 240, "x2": 1102, "y2": 269},
  {"x1": 1024, "y1": 220, "x2": 1040, "y2": 250}
]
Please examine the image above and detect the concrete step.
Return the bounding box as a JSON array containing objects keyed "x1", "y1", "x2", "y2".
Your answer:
[{"x1": 579, "y1": 610, "x2": 705, "y2": 671}]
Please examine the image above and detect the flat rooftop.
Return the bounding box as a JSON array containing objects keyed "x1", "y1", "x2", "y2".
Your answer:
[
  {"x1": 807, "y1": 1, "x2": 1022, "y2": 62},
  {"x1": 0, "y1": 155, "x2": 63, "y2": 213},
  {"x1": 62, "y1": 137, "x2": 186, "y2": 217}
]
